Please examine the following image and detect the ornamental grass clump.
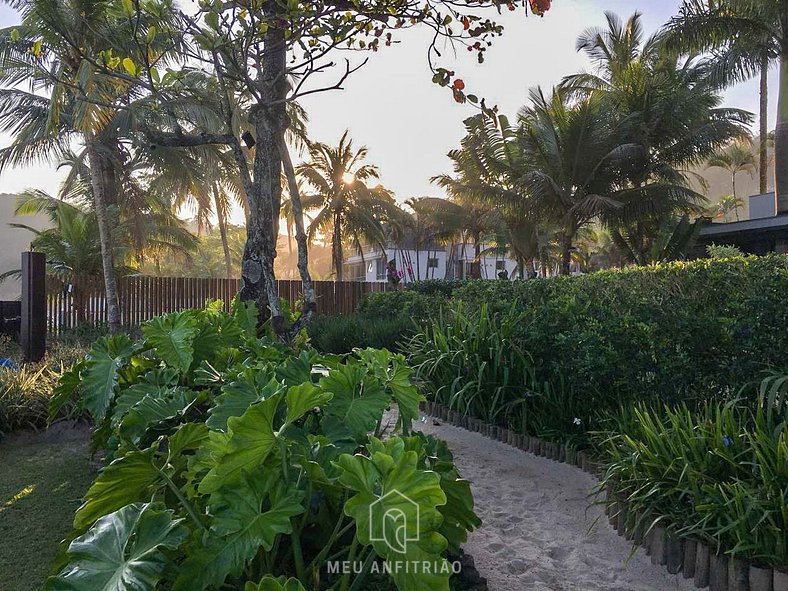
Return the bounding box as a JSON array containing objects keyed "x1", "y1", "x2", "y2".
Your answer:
[{"x1": 597, "y1": 375, "x2": 788, "y2": 567}]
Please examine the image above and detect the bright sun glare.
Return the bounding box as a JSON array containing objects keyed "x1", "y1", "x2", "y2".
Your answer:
[{"x1": 342, "y1": 172, "x2": 355, "y2": 185}]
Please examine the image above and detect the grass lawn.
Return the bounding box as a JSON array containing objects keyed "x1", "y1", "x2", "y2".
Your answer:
[{"x1": 0, "y1": 423, "x2": 95, "y2": 591}]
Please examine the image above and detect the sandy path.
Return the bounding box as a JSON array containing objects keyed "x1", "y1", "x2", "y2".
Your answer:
[{"x1": 414, "y1": 417, "x2": 694, "y2": 591}]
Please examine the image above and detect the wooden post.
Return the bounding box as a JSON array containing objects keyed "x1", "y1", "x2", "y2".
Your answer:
[{"x1": 21, "y1": 251, "x2": 46, "y2": 362}]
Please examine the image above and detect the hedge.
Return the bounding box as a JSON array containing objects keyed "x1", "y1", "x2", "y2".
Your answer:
[{"x1": 449, "y1": 255, "x2": 788, "y2": 404}]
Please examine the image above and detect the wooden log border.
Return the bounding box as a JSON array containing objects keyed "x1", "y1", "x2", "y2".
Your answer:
[{"x1": 419, "y1": 401, "x2": 784, "y2": 591}]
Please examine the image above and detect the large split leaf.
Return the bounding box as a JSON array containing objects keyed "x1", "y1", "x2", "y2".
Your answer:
[
  {"x1": 111, "y1": 369, "x2": 181, "y2": 429},
  {"x1": 74, "y1": 447, "x2": 164, "y2": 531},
  {"x1": 199, "y1": 396, "x2": 280, "y2": 494},
  {"x1": 356, "y1": 348, "x2": 424, "y2": 432},
  {"x1": 275, "y1": 351, "x2": 318, "y2": 387},
  {"x1": 81, "y1": 335, "x2": 139, "y2": 422},
  {"x1": 173, "y1": 470, "x2": 304, "y2": 591},
  {"x1": 337, "y1": 437, "x2": 451, "y2": 591},
  {"x1": 47, "y1": 502, "x2": 187, "y2": 591},
  {"x1": 320, "y1": 363, "x2": 389, "y2": 443},
  {"x1": 231, "y1": 295, "x2": 258, "y2": 337},
  {"x1": 142, "y1": 312, "x2": 198, "y2": 373},
  {"x1": 284, "y1": 382, "x2": 333, "y2": 425},
  {"x1": 118, "y1": 389, "x2": 195, "y2": 445},
  {"x1": 206, "y1": 371, "x2": 283, "y2": 431}
]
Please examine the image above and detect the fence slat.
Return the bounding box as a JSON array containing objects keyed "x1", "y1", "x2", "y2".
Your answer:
[{"x1": 46, "y1": 276, "x2": 384, "y2": 334}]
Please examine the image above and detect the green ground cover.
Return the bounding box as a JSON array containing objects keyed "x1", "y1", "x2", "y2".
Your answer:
[{"x1": 0, "y1": 424, "x2": 94, "y2": 591}]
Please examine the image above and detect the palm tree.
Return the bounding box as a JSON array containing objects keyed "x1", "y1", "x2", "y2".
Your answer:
[
  {"x1": 516, "y1": 90, "x2": 627, "y2": 275},
  {"x1": 297, "y1": 131, "x2": 399, "y2": 281},
  {"x1": 708, "y1": 193, "x2": 746, "y2": 222},
  {"x1": 433, "y1": 114, "x2": 539, "y2": 278},
  {"x1": 562, "y1": 12, "x2": 750, "y2": 263},
  {"x1": 0, "y1": 0, "x2": 183, "y2": 331},
  {"x1": 664, "y1": 0, "x2": 788, "y2": 210},
  {"x1": 706, "y1": 139, "x2": 757, "y2": 218}
]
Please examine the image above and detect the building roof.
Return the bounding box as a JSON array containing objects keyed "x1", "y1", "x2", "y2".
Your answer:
[{"x1": 699, "y1": 214, "x2": 788, "y2": 238}]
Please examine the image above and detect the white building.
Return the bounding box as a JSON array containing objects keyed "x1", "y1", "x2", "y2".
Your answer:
[{"x1": 342, "y1": 240, "x2": 521, "y2": 283}]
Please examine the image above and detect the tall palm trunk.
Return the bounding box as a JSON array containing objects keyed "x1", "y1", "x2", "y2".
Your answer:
[
  {"x1": 213, "y1": 183, "x2": 233, "y2": 280},
  {"x1": 759, "y1": 52, "x2": 769, "y2": 195},
  {"x1": 333, "y1": 211, "x2": 343, "y2": 281},
  {"x1": 559, "y1": 232, "x2": 572, "y2": 276},
  {"x1": 776, "y1": 52, "x2": 788, "y2": 214},
  {"x1": 85, "y1": 139, "x2": 121, "y2": 332},
  {"x1": 278, "y1": 136, "x2": 316, "y2": 318}
]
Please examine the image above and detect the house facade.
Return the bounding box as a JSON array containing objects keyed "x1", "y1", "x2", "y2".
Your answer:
[{"x1": 342, "y1": 241, "x2": 521, "y2": 283}]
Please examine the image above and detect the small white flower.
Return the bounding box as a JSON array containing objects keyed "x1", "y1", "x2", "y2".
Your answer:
[{"x1": 573, "y1": 417, "x2": 582, "y2": 426}]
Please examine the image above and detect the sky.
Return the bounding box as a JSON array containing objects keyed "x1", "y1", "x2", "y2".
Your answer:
[{"x1": 0, "y1": 0, "x2": 778, "y2": 225}]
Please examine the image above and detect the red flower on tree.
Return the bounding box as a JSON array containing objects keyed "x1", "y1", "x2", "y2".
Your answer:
[{"x1": 529, "y1": 0, "x2": 551, "y2": 16}]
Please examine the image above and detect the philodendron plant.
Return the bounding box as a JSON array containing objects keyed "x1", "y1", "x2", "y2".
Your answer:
[{"x1": 45, "y1": 301, "x2": 479, "y2": 591}]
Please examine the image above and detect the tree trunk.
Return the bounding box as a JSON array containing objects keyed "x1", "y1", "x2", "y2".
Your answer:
[
  {"x1": 238, "y1": 23, "x2": 289, "y2": 333},
  {"x1": 278, "y1": 136, "x2": 316, "y2": 325},
  {"x1": 560, "y1": 232, "x2": 572, "y2": 276},
  {"x1": 759, "y1": 52, "x2": 769, "y2": 195},
  {"x1": 213, "y1": 182, "x2": 233, "y2": 280},
  {"x1": 85, "y1": 140, "x2": 121, "y2": 332},
  {"x1": 776, "y1": 52, "x2": 788, "y2": 214},
  {"x1": 332, "y1": 211, "x2": 343, "y2": 281},
  {"x1": 471, "y1": 235, "x2": 481, "y2": 279}
]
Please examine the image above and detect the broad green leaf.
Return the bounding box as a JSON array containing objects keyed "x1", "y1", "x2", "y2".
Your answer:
[
  {"x1": 49, "y1": 360, "x2": 86, "y2": 423},
  {"x1": 421, "y1": 435, "x2": 480, "y2": 551},
  {"x1": 81, "y1": 335, "x2": 138, "y2": 422},
  {"x1": 191, "y1": 306, "x2": 245, "y2": 368},
  {"x1": 111, "y1": 368, "x2": 181, "y2": 429},
  {"x1": 47, "y1": 503, "x2": 187, "y2": 591},
  {"x1": 168, "y1": 423, "x2": 210, "y2": 458},
  {"x1": 337, "y1": 439, "x2": 450, "y2": 591},
  {"x1": 320, "y1": 364, "x2": 389, "y2": 442},
  {"x1": 142, "y1": 312, "x2": 198, "y2": 373},
  {"x1": 122, "y1": 57, "x2": 136, "y2": 76},
  {"x1": 284, "y1": 382, "x2": 332, "y2": 426},
  {"x1": 118, "y1": 389, "x2": 195, "y2": 444},
  {"x1": 275, "y1": 351, "x2": 317, "y2": 386},
  {"x1": 231, "y1": 295, "x2": 258, "y2": 337},
  {"x1": 356, "y1": 348, "x2": 424, "y2": 432},
  {"x1": 245, "y1": 577, "x2": 306, "y2": 591},
  {"x1": 74, "y1": 447, "x2": 164, "y2": 531},
  {"x1": 174, "y1": 471, "x2": 304, "y2": 591},
  {"x1": 206, "y1": 372, "x2": 283, "y2": 431},
  {"x1": 199, "y1": 395, "x2": 280, "y2": 494}
]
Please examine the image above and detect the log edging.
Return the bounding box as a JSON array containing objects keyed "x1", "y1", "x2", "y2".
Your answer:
[{"x1": 420, "y1": 401, "x2": 783, "y2": 591}]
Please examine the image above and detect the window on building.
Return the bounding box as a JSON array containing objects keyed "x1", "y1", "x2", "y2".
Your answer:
[
  {"x1": 343, "y1": 262, "x2": 366, "y2": 282},
  {"x1": 427, "y1": 257, "x2": 439, "y2": 269},
  {"x1": 495, "y1": 260, "x2": 506, "y2": 271},
  {"x1": 375, "y1": 257, "x2": 388, "y2": 281}
]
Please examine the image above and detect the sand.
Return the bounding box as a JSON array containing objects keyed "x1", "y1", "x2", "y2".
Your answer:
[{"x1": 413, "y1": 417, "x2": 695, "y2": 591}]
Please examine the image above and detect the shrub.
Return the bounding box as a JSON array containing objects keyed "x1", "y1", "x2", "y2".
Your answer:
[
  {"x1": 306, "y1": 314, "x2": 414, "y2": 353},
  {"x1": 596, "y1": 375, "x2": 788, "y2": 567},
  {"x1": 453, "y1": 255, "x2": 788, "y2": 407},
  {"x1": 407, "y1": 304, "x2": 594, "y2": 445},
  {"x1": 46, "y1": 301, "x2": 479, "y2": 591},
  {"x1": 404, "y1": 279, "x2": 467, "y2": 297},
  {"x1": 357, "y1": 289, "x2": 446, "y2": 322}
]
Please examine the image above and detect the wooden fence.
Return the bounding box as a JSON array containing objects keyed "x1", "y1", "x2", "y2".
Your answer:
[{"x1": 46, "y1": 276, "x2": 391, "y2": 335}]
